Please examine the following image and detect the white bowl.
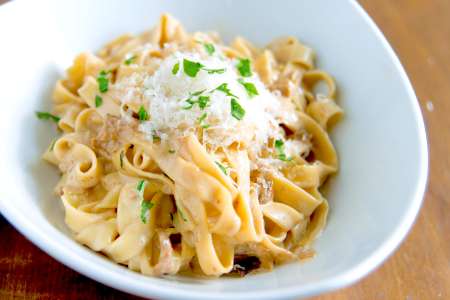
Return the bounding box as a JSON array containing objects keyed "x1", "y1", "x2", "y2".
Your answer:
[{"x1": 0, "y1": 0, "x2": 428, "y2": 299}]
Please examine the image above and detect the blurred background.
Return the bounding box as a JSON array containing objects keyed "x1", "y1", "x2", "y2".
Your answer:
[{"x1": 0, "y1": 0, "x2": 448, "y2": 299}]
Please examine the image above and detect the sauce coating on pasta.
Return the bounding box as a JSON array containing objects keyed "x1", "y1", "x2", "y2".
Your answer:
[{"x1": 40, "y1": 14, "x2": 343, "y2": 277}]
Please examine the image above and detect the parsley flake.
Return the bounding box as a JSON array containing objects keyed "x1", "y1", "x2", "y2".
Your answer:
[
  {"x1": 124, "y1": 55, "x2": 137, "y2": 65},
  {"x1": 49, "y1": 139, "x2": 57, "y2": 151},
  {"x1": 203, "y1": 68, "x2": 226, "y2": 74},
  {"x1": 137, "y1": 105, "x2": 149, "y2": 121},
  {"x1": 183, "y1": 59, "x2": 204, "y2": 77},
  {"x1": 152, "y1": 134, "x2": 161, "y2": 142},
  {"x1": 203, "y1": 43, "x2": 215, "y2": 55},
  {"x1": 275, "y1": 139, "x2": 291, "y2": 161},
  {"x1": 198, "y1": 95, "x2": 210, "y2": 109},
  {"x1": 137, "y1": 180, "x2": 153, "y2": 223},
  {"x1": 178, "y1": 208, "x2": 188, "y2": 222},
  {"x1": 191, "y1": 89, "x2": 206, "y2": 96},
  {"x1": 237, "y1": 58, "x2": 252, "y2": 77},
  {"x1": 172, "y1": 62, "x2": 180, "y2": 75},
  {"x1": 182, "y1": 98, "x2": 196, "y2": 110},
  {"x1": 168, "y1": 149, "x2": 176, "y2": 154},
  {"x1": 215, "y1": 161, "x2": 228, "y2": 175},
  {"x1": 119, "y1": 151, "x2": 124, "y2": 168},
  {"x1": 140, "y1": 200, "x2": 154, "y2": 223},
  {"x1": 97, "y1": 70, "x2": 109, "y2": 93},
  {"x1": 197, "y1": 112, "x2": 210, "y2": 128},
  {"x1": 36, "y1": 111, "x2": 60, "y2": 123},
  {"x1": 95, "y1": 95, "x2": 103, "y2": 107},
  {"x1": 238, "y1": 79, "x2": 258, "y2": 98},
  {"x1": 230, "y1": 98, "x2": 245, "y2": 120},
  {"x1": 137, "y1": 179, "x2": 146, "y2": 195},
  {"x1": 216, "y1": 83, "x2": 237, "y2": 98},
  {"x1": 182, "y1": 94, "x2": 209, "y2": 110}
]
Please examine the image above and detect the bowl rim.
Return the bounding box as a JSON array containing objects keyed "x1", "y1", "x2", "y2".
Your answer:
[{"x1": 0, "y1": 0, "x2": 428, "y2": 299}]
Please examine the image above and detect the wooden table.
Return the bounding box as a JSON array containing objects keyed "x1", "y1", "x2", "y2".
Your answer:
[{"x1": 1, "y1": 0, "x2": 449, "y2": 299}]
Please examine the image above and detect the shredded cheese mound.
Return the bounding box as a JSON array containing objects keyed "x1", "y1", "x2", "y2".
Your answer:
[{"x1": 135, "y1": 52, "x2": 290, "y2": 152}]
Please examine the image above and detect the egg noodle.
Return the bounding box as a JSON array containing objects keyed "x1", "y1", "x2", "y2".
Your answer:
[{"x1": 40, "y1": 14, "x2": 343, "y2": 277}]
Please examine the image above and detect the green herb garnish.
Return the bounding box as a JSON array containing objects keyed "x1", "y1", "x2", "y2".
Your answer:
[
  {"x1": 124, "y1": 55, "x2": 137, "y2": 65},
  {"x1": 230, "y1": 98, "x2": 245, "y2": 120},
  {"x1": 197, "y1": 112, "x2": 210, "y2": 128},
  {"x1": 196, "y1": 40, "x2": 216, "y2": 55},
  {"x1": 215, "y1": 161, "x2": 228, "y2": 175},
  {"x1": 183, "y1": 59, "x2": 204, "y2": 77},
  {"x1": 178, "y1": 208, "x2": 188, "y2": 222},
  {"x1": 215, "y1": 83, "x2": 237, "y2": 98},
  {"x1": 152, "y1": 134, "x2": 161, "y2": 142},
  {"x1": 183, "y1": 94, "x2": 209, "y2": 110},
  {"x1": 198, "y1": 95, "x2": 210, "y2": 109},
  {"x1": 137, "y1": 180, "x2": 153, "y2": 223},
  {"x1": 238, "y1": 79, "x2": 258, "y2": 98},
  {"x1": 237, "y1": 58, "x2": 252, "y2": 77},
  {"x1": 203, "y1": 68, "x2": 226, "y2": 74},
  {"x1": 274, "y1": 139, "x2": 291, "y2": 161},
  {"x1": 168, "y1": 149, "x2": 176, "y2": 154},
  {"x1": 119, "y1": 151, "x2": 124, "y2": 168},
  {"x1": 182, "y1": 98, "x2": 196, "y2": 110},
  {"x1": 49, "y1": 139, "x2": 57, "y2": 151},
  {"x1": 203, "y1": 43, "x2": 215, "y2": 55},
  {"x1": 97, "y1": 70, "x2": 109, "y2": 93},
  {"x1": 172, "y1": 62, "x2": 180, "y2": 75},
  {"x1": 138, "y1": 105, "x2": 149, "y2": 121},
  {"x1": 191, "y1": 89, "x2": 206, "y2": 96},
  {"x1": 137, "y1": 179, "x2": 146, "y2": 195},
  {"x1": 140, "y1": 200, "x2": 154, "y2": 223},
  {"x1": 36, "y1": 111, "x2": 60, "y2": 123},
  {"x1": 95, "y1": 95, "x2": 103, "y2": 107}
]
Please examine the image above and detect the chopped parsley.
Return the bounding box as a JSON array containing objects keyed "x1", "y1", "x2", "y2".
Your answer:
[
  {"x1": 97, "y1": 70, "x2": 109, "y2": 93},
  {"x1": 124, "y1": 55, "x2": 137, "y2": 65},
  {"x1": 182, "y1": 58, "x2": 226, "y2": 77},
  {"x1": 274, "y1": 139, "x2": 291, "y2": 161},
  {"x1": 203, "y1": 43, "x2": 215, "y2": 55},
  {"x1": 140, "y1": 200, "x2": 154, "y2": 223},
  {"x1": 172, "y1": 62, "x2": 180, "y2": 75},
  {"x1": 195, "y1": 40, "x2": 216, "y2": 55},
  {"x1": 216, "y1": 83, "x2": 237, "y2": 98},
  {"x1": 137, "y1": 179, "x2": 146, "y2": 196},
  {"x1": 137, "y1": 105, "x2": 149, "y2": 121},
  {"x1": 230, "y1": 98, "x2": 245, "y2": 120},
  {"x1": 49, "y1": 139, "x2": 57, "y2": 151},
  {"x1": 238, "y1": 79, "x2": 258, "y2": 98},
  {"x1": 178, "y1": 208, "x2": 188, "y2": 222},
  {"x1": 95, "y1": 95, "x2": 103, "y2": 107},
  {"x1": 137, "y1": 180, "x2": 153, "y2": 223},
  {"x1": 183, "y1": 94, "x2": 210, "y2": 110},
  {"x1": 152, "y1": 134, "x2": 161, "y2": 142},
  {"x1": 198, "y1": 95, "x2": 210, "y2": 109},
  {"x1": 236, "y1": 58, "x2": 252, "y2": 77},
  {"x1": 197, "y1": 112, "x2": 210, "y2": 128},
  {"x1": 191, "y1": 89, "x2": 206, "y2": 96},
  {"x1": 203, "y1": 68, "x2": 226, "y2": 74},
  {"x1": 182, "y1": 99, "x2": 196, "y2": 110},
  {"x1": 183, "y1": 59, "x2": 204, "y2": 77},
  {"x1": 168, "y1": 149, "x2": 176, "y2": 154},
  {"x1": 119, "y1": 151, "x2": 124, "y2": 168},
  {"x1": 215, "y1": 161, "x2": 228, "y2": 175},
  {"x1": 35, "y1": 111, "x2": 60, "y2": 123}
]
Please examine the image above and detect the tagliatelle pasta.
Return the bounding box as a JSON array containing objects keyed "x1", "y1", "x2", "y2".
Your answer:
[{"x1": 39, "y1": 14, "x2": 343, "y2": 277}]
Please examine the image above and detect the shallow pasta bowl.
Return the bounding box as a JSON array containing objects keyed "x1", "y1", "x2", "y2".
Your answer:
[{"x1": 0, "y1": 0, "x2": 428, "y2": 299}]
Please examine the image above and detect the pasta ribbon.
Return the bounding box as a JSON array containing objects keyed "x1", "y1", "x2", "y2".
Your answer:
[{"x1": 42, "y1": 13, "x2": 342, "y2": 277}]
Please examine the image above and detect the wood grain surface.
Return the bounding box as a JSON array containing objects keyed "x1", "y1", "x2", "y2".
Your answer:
[{"x1": 1, "y1": 0, "x2": 449, "y2": 299}]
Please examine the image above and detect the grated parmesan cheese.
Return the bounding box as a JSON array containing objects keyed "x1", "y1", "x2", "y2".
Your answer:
[{"x1": 133, "y1": 51, "x2": 291, "y2": 153}]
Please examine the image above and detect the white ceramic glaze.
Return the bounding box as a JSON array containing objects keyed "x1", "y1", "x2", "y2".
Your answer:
[{"x1": 0, "y1": 0, "x2": 428, "y2": 299}]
